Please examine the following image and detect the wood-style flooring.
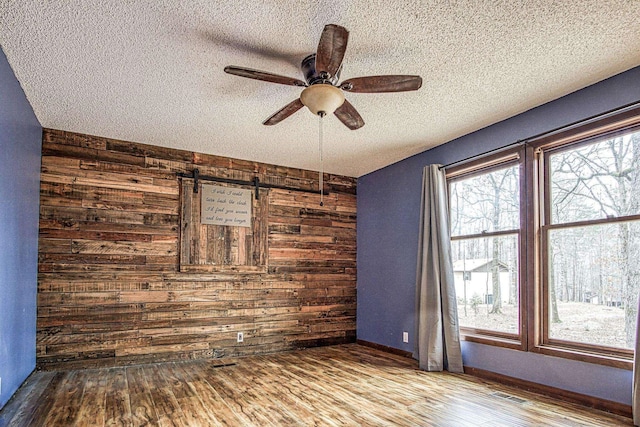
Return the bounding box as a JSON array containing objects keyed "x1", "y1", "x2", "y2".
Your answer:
[{"x1": 0, "y1": 344, "x2": 632, "y2": 426}]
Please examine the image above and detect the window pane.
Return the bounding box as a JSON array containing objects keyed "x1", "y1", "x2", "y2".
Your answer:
[
  {"x1": 547, "y1": 221, "x2": 640, "y2": 349},
  {"x1": 452, "y1": 235, "x2": 519, "y2": 334},
  {"x1": 549, "y1": 129, "x2": 640, "y2": 224},
  {"x1": 450, "y1": 164, "x2": 520, "y2": 236}
]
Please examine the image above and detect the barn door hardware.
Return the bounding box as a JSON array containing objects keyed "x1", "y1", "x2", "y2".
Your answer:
[{"x1": 177, "y1": 169, "x2": 328, "y2": 199}]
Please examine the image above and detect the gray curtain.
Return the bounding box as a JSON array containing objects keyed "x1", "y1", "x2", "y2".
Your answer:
[
  {"x1": 414, "y1": 164, "x2": 463, "y2": 373},
  {"x1": 633, "y1": 294, "x2": 640, "y2": 425}
]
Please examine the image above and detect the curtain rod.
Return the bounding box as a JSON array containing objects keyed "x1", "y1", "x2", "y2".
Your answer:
[
  {"x1": 438, "y1": 140, "x2": 524, "y2": 170},
  {"x1": 439, "y1": 99, "x2": 640, "y2": 170}
]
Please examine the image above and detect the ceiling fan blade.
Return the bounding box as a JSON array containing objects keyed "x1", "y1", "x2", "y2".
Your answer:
[
  {"x1": 224, "y1": 66, "x2": 307, "y2": 87},
  {"x1": 263, "y1": 98, "x2": 305, "y2": 126},
  {"x1": 315, "y1": 24, "x2": 349, "y2": 79},
  {"x1": 340, "y1": 75, "x2": 422, "y2": 93},
  {"x1": 334, "y1": 99, "x2": 364, "y2": 130}
]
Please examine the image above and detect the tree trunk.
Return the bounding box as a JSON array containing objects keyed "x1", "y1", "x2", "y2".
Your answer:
[
  {"x1": 490, "y1": 239, "x2": 502, "y2": 313},
  {"x1": 549, "y1": 245, "x2": 561, "y2": 323},
  {"x1": 509, "y1": 237, "x2": 517, "y2": 305}
]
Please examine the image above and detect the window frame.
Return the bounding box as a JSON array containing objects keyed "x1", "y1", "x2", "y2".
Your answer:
[
  {"x1": 447, "y1": 146, "x2": 528, "y2": 351},
  {"x1": 532, "y1": 114, "x2": 640, "y2": 369},
  {"x1": 446, "y1": 105, "x2": 640, "y2": 370}
]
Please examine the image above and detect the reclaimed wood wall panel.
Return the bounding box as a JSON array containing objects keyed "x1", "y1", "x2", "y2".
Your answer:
[{"x1": 37, "y1": 129, "x2": 357, "y2": 370}]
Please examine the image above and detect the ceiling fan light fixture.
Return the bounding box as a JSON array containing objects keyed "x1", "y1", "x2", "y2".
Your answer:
[{"x1": 300, "y1": 84, "x2": 345, "y2": 116}]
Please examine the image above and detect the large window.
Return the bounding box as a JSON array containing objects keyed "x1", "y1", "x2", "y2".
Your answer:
[
  {"x1": 448, "y1": 150, "x2": 524, "y2": 347},
  {"x1": 447, "y1": 106, "x2": 640, "y2": 367},
  {"x1": 541, "y1": 125, "x2": 640, "y2": 357}
]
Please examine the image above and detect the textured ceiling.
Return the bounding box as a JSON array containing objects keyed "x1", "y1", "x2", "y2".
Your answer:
[{"x1": 2, "y1": 1, "x2": 640, "y2": 177}]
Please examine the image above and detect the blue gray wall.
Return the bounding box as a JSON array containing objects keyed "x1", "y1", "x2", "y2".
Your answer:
[
  {"x1": 0, "y1": 48, "x2": 42, "y2": 409},
  {"x1": 357, "y1": 65, "x2": 640, "y2": 405}
]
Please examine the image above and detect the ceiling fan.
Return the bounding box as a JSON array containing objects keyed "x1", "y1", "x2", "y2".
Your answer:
[{"x1": 224, "y1": 24, "x2": 423, "y2": 130}]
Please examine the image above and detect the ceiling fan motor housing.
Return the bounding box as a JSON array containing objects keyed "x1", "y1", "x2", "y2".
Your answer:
[{"x1": 301, "y1": 54, "x2": 341, "y2": 86}]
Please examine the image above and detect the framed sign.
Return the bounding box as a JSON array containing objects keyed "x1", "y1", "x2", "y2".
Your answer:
[{"x1": 201, "y1": 184, "x2": 252, "y2": 227}]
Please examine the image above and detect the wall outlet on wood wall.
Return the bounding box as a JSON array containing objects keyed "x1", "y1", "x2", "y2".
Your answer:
[{"x1": 237, "y1": 332, "x2": 244, "y2": 343}]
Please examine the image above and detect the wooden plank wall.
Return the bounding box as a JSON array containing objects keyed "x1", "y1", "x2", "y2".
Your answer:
[{"x1": 36, "y1": 129, "x2": 357, "y2": 370}]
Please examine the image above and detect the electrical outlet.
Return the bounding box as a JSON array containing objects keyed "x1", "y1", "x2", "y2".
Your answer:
[
  {"x1": 402, "y1": 332, "x2": 409, "y2": 343},
  {"x1": 237, "y1": 332, "x2": 244, "y2": 343}
]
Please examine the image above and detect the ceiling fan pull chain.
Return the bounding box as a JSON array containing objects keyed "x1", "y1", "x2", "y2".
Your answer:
[{"x1": 319, "y1": 112, "x2": 325, "y2": 207}]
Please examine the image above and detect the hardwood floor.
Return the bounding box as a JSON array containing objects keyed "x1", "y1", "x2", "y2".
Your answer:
[{"x1": 0, "y1": 344, "x2": 632, "y2": 426}]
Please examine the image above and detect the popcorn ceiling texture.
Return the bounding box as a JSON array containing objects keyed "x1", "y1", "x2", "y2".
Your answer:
[{"x1": 1, "y1": 1, "x2": 640, "y2": 177}]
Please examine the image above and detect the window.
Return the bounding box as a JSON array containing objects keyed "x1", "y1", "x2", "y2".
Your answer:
[
  {"x1": 540, "y1": 124, "x2": 640, "y2": 358},
  {"x1": 448, "y1": 149, "x2": 525, "y2": 348},
  {"x1": 447, "y1": 106, "x2": 640, "y2": 367}
]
